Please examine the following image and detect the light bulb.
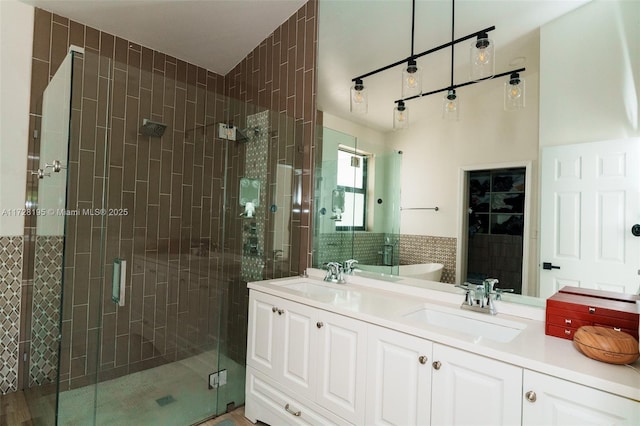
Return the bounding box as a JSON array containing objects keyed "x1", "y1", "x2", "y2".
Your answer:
[
  {"x1": 445, "y1": 100, "x2": 457, "y2": 112},
  {"x1": 477, "y1": 49, "x2": 488, "y2": 64},
  {"x1": 402, "y1": 59, "x2": 422, "y2": 98},
  {"x1": 406, "y1": 74, "x2": 417, "y2": 88},
  {"x1": 470, "y1": 33, "x2": 495, "y2": 80},
  {"x1": 442, "y1": 90, "x2": 460, "y2": 120},
  {"x1": 350, "y1": 79, "x2": 368, "y2": 113},
  {"x1": 394, "y1": 101, "x2": 409, "y2": 130},
  {"x1": 504, "y1": 72, "x2": 525, "y2": 110}
]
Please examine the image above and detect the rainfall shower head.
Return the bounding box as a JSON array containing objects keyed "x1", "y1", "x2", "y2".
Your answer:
[{"x1": 140, "y1": 119, "x2": 167, "y2": 138}]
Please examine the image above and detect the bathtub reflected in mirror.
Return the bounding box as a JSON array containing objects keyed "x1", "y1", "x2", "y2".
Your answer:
[{"x1": 356, "y1": 263, "x2": 444, "y2": 282}]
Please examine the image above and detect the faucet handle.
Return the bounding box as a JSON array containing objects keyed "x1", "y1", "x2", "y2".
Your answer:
[
  {"x1": 494, "y1": 287, "x2": 515, "y2": 300},
  {"x1": 344, "y1": 259, "x2": 359, "y2": 273}
]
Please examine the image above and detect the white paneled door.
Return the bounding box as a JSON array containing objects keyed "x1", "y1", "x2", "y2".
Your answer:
[{"x1": 540, "y1": 139, "x2": 640, "y2": 298}]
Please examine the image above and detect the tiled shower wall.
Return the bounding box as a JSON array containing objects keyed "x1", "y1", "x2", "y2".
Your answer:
[
  {"x1": 223, "y1": 1, "x2": 318, "y2": 362},
  {"x1": 14, "y1": 0, "x2": 318, "y2": 394},
  {"x1": 0, "y1": 237, "x2": 23, "y2": 394}
]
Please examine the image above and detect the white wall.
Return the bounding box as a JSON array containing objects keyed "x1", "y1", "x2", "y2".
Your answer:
[
  {"x1": 540, "y1": 0, "x2": 640, "y2": 146},
  {"x1": 387, "y1": 39, "x2": 540, "y2": 238},
  {"x1": 0, "y1": 0, "x2": 34, "y2": 236}
]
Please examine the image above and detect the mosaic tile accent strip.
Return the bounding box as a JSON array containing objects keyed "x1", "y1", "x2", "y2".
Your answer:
[
  {"x1": 241, "y1": 110, "x2": 270, "y2": 283},
  {"x1": 399, "y1": 234, "x2": 457, "y2": 283},
  {"x1": 0, "y1": 236, "x2": 23, "y2": 394},
  {"x1": 29, "y1": 235, "x2": 63, "y2": 386},
  {"x1": 314, "y1": 232, "x2": 388, "y2": 266}
]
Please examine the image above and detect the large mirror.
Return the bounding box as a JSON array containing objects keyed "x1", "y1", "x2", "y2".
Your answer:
[{"x1": 313, "y1": 0, "x2": 640, "y2": 302}]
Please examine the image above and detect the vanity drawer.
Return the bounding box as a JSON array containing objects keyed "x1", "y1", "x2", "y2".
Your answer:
[{"x1": 246, "y1": 367, "x2": 350, "y2": 426}]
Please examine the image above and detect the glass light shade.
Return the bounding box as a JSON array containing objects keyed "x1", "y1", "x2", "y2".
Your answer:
[
  {"x1": 470, "y1": 34, "x2": 495, "y2": 81},
  {"x1": 442, "y1": 90, "x2": 460, "y2": 120},
  {"x1": 402, "y1": 60, "x2": 422, "y2": 98},
  {"x1": 504, "y1": 73, "x2": 525, "y2": 110},
  {"x1": 350, "y1": 80, "x2": 368, "y2": 114},
  {"x1": 393, "y1": 102, "x2": 409, "y2": 130}
]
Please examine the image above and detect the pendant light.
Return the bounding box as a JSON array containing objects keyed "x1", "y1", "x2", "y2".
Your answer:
[
  {"x1": 350, "y1": 0, "x2": 526, "y2": 125},
  {"x1": 443, "y1": 89, "x2": 460, "y2": 120},
  {"x1": 442, "y1": 0, "x2": 459, "y2": 120},
  {"x1": 402, "y1": 59, "x2": 422, "y2": 98},
  {"x1": 504, "y1": 72, "x2": 525, "y2": 110},
  {"x1": 350, "y1": 78, "x2": 368, "y2": 113},
  {"x1": 470, "y1": 32, "x2": 495, "y2": 80},
  {"x1": 393, "y1": 101, "x2": 409, "y2": 130}
]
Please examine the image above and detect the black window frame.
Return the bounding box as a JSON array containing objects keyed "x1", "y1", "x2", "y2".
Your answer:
[{"x1": 336, "y1": 149, "x2": 368, "y2": 232}]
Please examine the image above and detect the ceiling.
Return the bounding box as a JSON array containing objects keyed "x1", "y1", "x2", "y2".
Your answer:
[
  {"x1": 20, "y1": 0, "x2": 308, "y2": 75},
  {"x1": 20, "y1": 0, "x2": 590, "y2": 131}
]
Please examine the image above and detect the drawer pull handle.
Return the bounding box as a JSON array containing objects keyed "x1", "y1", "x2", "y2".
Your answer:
[
  {"x1": 277, "y1": 309, "x2": 284, "y2": 315},
  {"x1": 272, "y1": 306, "x2": 277, "y2": 313},
  {"x1": 418, "y1": 355, "x2": 428, "y2": 364},
  {"x1": 525, "y1": 390, "x2": 537, "y2": 403},
  {"x1": 564, "y1": 319, "x2": 572, "y2": 325},
  {"x1": 432, "y1": 361, "x2": 442, "y2": 370},
  {"x1": 284, "y1": 403, "x2": 301, "y2": 417},
  {"x1": 564, "y1": 329, "x2": 571, "y2": 336},
  {"x1": 588, "y1": 306, "x2": 596, "y2": 314},
  {"x1": 317, "y1": 322, "x2": 324, "y2": 328}
]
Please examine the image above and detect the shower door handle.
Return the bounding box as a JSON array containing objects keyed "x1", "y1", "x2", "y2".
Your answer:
[{"x1": 112, "y1": 258, "x2": 126, "y2": 307}]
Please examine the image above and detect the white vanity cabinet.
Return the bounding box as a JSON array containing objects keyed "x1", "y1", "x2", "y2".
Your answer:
[
  {"x1": 366, "y1": 324, "x2": 434, "y2": 426},
  {"x1": 246, "y1": 291, "x2": 367, "y2": 425},
  {"x1": 246, "y1": 280, "x2": 640, "y2": 426},
  {"x1": 522, "y1": 370, "x2": 640, "y2": 425},
  {"x1": 430, "y1": 344, "x2": 523, "y2": 425},
  {"x1": 365, "y1": 326, "x2": 524, "y2": 426}
]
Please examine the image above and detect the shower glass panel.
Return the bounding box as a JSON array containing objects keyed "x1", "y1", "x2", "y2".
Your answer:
[
  {"x1": 22, "y1": 50, "x2": 96, "y2": 426},
  {"x1": 313, "y1": 127, "x2": 402, "y2": 274}
]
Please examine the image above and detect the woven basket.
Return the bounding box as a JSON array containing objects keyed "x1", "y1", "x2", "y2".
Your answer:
[{"x1": 573, "y1": 326, "x2": 639, "y2": 365}]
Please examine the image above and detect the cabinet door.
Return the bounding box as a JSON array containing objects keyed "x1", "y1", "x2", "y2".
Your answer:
[
  {"x1": 366, "y1": 325, "x2": 433, "y2": 426},
  {"x1": 316, "y1": 309, "x2": 367, "y2": 425},
  {"x1": 247, "y1": 292, "x2": 281, "y2": 376},
  {"x1": 523, "y1": 370, "x2": 640, "y2": 425},
  {"x1": 431, "y1": 344, "x2": 522, "y2": 426},
  {"x1": 279, "y1": 297, "x2": 317, "y2": 402}
]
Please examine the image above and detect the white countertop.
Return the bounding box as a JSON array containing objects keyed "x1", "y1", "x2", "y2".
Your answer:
[{"x1": 248, "y1": 269, "x2": 640, "y2": 402}]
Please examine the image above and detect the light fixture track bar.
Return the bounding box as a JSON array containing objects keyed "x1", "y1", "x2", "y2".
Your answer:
[
  {"x1": 395, "y1": 67, "x2": 526, "y2": 103},
  {"x1": 352, "y1": 25, "x2": 496, "y2": 82}
]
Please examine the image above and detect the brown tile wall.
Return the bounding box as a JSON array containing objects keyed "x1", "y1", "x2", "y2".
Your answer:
[
  {"x1": 18, "y1": 0, "x2": 318, "y2": 392},
  {"x1": 222, "y1": 0, "x2": 318, "y2": 363}
]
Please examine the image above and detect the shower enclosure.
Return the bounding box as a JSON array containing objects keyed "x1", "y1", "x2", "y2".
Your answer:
[{"x1": 23, "y1": 47, "x2": 300, "y2": 425}]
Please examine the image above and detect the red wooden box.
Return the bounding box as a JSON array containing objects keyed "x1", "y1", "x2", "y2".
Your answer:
[{"x1": 545, "y1": 286, "x2": 639, "y2": 341}]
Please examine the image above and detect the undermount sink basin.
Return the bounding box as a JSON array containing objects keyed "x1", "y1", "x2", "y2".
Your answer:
[
  {"x1": 402, "y1": 304, "x2": 526, "y2": 343},
  {"x1": 279, "y1": 281, "x2": 360, "y2": 304}
]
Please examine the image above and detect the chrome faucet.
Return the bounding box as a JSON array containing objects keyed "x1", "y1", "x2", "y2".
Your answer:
[
  {"x1": 456, "y1": 278, "x2": 513, "y2": 315},
  {"x1": 343, "y1": 259, "x2": 359, "y2": 275},
  {"x1": 324, "y1": 262, "x2": 346, "y2": 284}
]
